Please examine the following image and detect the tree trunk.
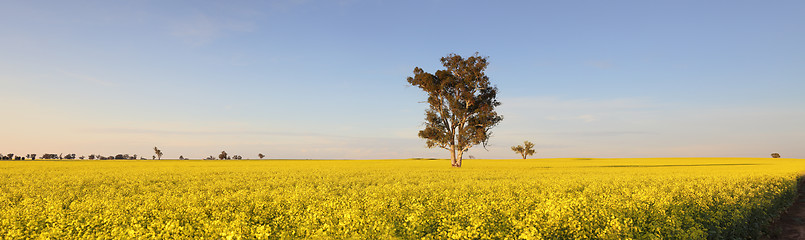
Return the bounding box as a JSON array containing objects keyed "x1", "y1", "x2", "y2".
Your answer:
[
  {"x1": 456, "y1": 151, "x2": 464, "y2": 167},
  {"x1": 450, "y1": 147, "x2": 457, "y2": 167}
]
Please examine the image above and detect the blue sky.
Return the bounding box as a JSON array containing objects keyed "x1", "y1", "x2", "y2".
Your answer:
[{"x1": 1, "y1": 1, "x2": 803, "y2": 159}]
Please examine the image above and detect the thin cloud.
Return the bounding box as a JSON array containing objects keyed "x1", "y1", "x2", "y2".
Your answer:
[
  {"x1": 269, "y1": 0, "x2": 311, "y2": 11},
  {"x1": 545, "y1": 114, "x2": 598, "y2": 122},
  {"x1": 169, "y1": 13, "x2": 255, "y2": 46},
  {"x1": 92, "y1": 127, "x2": 345, "y2": 138},
  {"x1": 545, "y1": 131, "x2": 656, "y2": 137},
  {"x1": 62, "y1": 72, "x2": 114, "y2": 87},
  {"x1": 588, "y1": 60, "x2": 614, "y2": 69},
  {"x1": 91, "y1": 127, "x2": 418, "y2": 142},
  {"x1": 87, "y1": 127, "x2": 429, "y2": 159},
  {"x1": 502, "y1": 97, "x2": 656, "y2": 111}
]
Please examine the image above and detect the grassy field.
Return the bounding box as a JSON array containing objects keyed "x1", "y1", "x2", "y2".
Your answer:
[{"x1": 1, "y1": 158, "x2": 803, "y2": 239}]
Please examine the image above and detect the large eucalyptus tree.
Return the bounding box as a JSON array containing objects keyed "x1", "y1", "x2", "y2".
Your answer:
[{"x1": 407, "y1": 53, "x2": 502, "y2": 167}]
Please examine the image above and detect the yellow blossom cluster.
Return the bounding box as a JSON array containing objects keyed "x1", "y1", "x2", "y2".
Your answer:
[{"x1": 0, "y1": 158, "x2": 802, "y2": 239}]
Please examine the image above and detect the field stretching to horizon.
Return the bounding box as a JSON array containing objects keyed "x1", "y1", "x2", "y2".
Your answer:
[{"x1": 1, "y1": 158, "x2": 803, "y2": 239}]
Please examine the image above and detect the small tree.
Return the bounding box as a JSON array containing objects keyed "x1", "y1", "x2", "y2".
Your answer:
[
  {"x1": 511, "y1": 141, "x2": 536, "y2": 159},
  {"x1": 219, "y1": 151, "x2": 228, "y2": 160},
  {"x1": 771, "y1": 152, "x2": 781, "y2": 158},
  {"x1": 258, "y1": 153, "x2": 265, "y2": 159},
  {"x1": 407, "y1": 53, "x2": 503, "y2": 167},
  {"x1": 154, "y1": 147, "x2": 163, "y2": 160}
]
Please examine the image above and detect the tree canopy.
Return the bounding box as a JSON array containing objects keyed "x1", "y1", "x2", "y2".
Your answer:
[
  {"x1": 512, "y1": 141, "x2": 536, "y2": 159},
  {"x1": 407, "y1": 53, "x2": 502, "y2": 167},
  {"x1": 153, "y1": 147, "x2": 163, "y2": 160}
]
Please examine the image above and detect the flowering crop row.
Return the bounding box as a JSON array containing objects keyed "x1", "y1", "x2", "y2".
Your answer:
[{"x1": 0, "y1": 158, "x2": 802, "y2": 239}]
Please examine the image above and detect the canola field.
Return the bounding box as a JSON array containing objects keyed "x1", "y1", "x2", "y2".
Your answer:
[{"x1": 1, "y1": 158, "x2": 803, "y2": 239}]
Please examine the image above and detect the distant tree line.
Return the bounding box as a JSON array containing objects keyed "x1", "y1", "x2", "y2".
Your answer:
[
  {"x1": 0, "y1": 153, "x2": 146, "y2": 160},
  {"x1": 0, "y1": 149, "x2": 267, "y2": 160},
  {"x1": 201, "y1": 151, "x2": 245, "y2": 160}
]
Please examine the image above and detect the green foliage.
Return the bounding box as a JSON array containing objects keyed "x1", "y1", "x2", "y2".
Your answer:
[
  {"x1": 153, "y1": 147, "x2": 163, "y2": 160},
  {"x1": 511, "y1": 141, "x2": 537, "y2": 159},
  {"x1": 407, "y1": 53, "x2": 502, "y2": 166}
]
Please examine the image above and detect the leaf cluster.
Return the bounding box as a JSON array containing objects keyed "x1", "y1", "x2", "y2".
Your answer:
[
  {"x1": 407, "y1": 53, "x2": 502, "y2": 152},
  {"x1": 153, "y1": 147, "x2": 163, "y2": 160},
  {"x1": 511, "y1": 141, "x2": 536, "y2": 159}
]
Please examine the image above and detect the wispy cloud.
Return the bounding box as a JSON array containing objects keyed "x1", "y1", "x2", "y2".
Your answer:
[
  {"x1": 92, "y1": 127, "x2": 348, "y2": 138},
  {"x1": 62, "y1": 72, "x2": 114, "y2": 87},
  {"x1": 87, "y1": 126, "x2": 430, "y2": 159},
  {"x1": 169, "y1": 13, "x2": 255, "y2": 46},
  {"x1": 587, "y1": 60, "x2": 614, "y2": 69},
  {"x1": 544, "y1": 131, "x2": 656, "y2": 137},
  {"x1": 503, "y1": 96, "x2": 655, "y2": 111},
  {"x1": 500, "y1": 96, "x2": 657, "y2": 125},
  {"x1": 545, "y1": 114, "x2": 598, "y2": 122},
  {"x1": 268, "y1": 0, "x2": 311, "y2": 11}
]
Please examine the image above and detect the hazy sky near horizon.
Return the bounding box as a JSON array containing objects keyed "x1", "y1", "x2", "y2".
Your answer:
[{"x1": 2, "y1": 1, "x2": 803, "y2": 159}]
